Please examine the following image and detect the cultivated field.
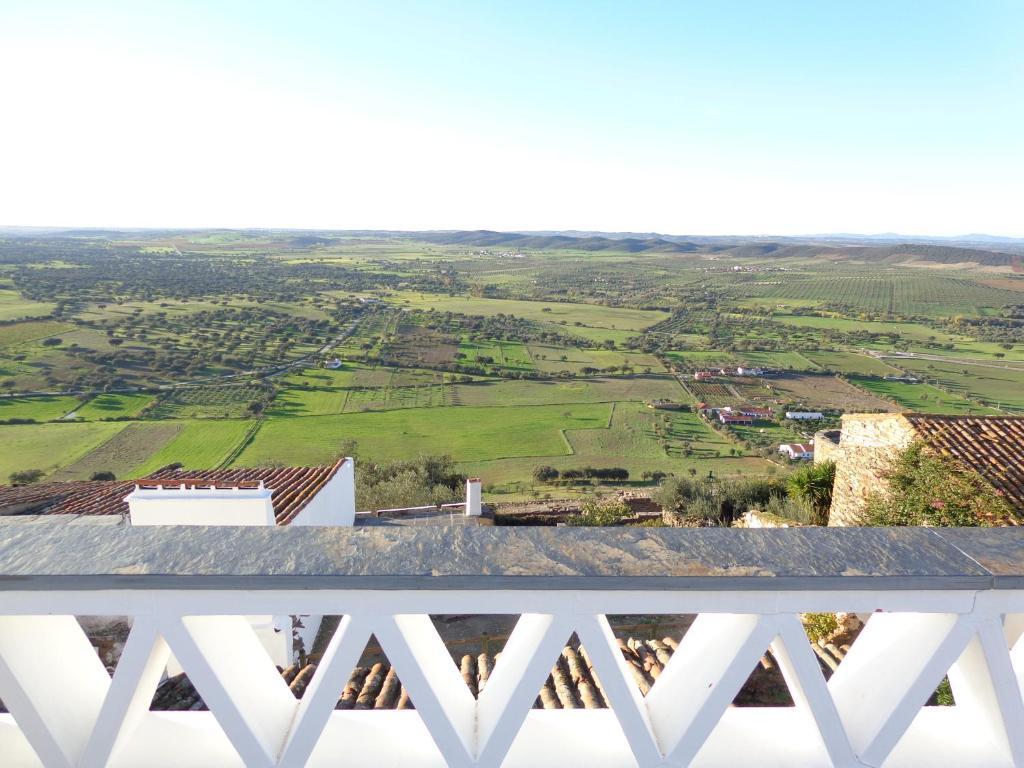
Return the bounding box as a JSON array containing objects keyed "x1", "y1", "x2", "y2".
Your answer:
[{"x1": 2, "y1": 231, "x2": 1021, "y2": 494}]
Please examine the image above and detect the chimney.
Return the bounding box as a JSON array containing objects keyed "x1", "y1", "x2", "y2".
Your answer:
[{"x1": 465, "y1": 478, "x2": 482, "y2": 517}]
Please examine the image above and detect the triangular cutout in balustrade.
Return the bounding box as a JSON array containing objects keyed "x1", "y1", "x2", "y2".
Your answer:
[
  {"x1": 0, "y1": 615, "x2": 116, "y2": 768},
  {"x1": 637, "y1": 613, "x2": 856, "y2": 767},
  {"x1": 496, "y1": 615, "x2": 646, "y2": 768},
  {"x1": 277, "y1": 617, "x2": 448, "y2": 768},
  {"x1": 881, "y1": 616, "x2": 1024, "y2": 768},
  {"x1": 158, "y1": 614, "x2": 301, "y2": 768}
]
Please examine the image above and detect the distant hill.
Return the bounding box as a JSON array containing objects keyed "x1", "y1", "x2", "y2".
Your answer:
[{"x1": 410, "y1": 230, "x2": 1021, "y2": 267}]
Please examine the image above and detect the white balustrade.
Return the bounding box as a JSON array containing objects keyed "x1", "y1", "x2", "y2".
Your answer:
[{"x1": 0, "y1": 525, "x2": 1020, "y2": 767}]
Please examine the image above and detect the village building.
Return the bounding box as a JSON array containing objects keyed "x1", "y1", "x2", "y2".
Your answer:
[
  {"x1": 817, "y1": 413, "x2": 1024, "y2": 526},
  {"x1": 778, "y1": 443, "x2": 814, "y2": 460},
  {"x1": 646, "y1": 399, "x2": 684, "y2": 410},
  {"x1": 786, "y1": 411, "x2": 824, "y2": 421},
  {"x1": 719, "y1": 412, "x2": 754, "y2": 425},
  {"x1": 324, "y1": 357, "x2": 343, "y2": 369},
  {"x1": 736, "y1": 405, "x2": 774, "y2": 419},
  {"x1": 735, "y1": 366, "x2": 765, "y2": 376},
  {"x1": 693, "y1": 370, "x2": 715, "y2": 381}
]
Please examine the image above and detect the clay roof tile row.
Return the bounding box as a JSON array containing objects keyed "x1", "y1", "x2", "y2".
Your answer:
[
  {"x1": 0, "y1": 458, "x2": 348, "y2": 525},
  {"x1": 905, "y1": 414, "x2": 1024, "y2": 512}
]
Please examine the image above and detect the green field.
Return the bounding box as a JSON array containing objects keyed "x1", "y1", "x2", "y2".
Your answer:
[
  {"x1": 130, "y1": 419, "x2": 256, "y2": 474},
  {"x1": 234, "y1": 404, "x2": 612, "y2": 466},
  {"x1": 74, "y1": 393, "x2": 155, "y2": 420},
  {"x1": 893, "y1": 359, "x2": 1024, "y2": 412},
  {"x1": 0, "y1": 421, "x2": 126, "y2": 479},
  {"x1": 0, "y1": 395, "x2": 80, "y2": 422},
  {"x1": 0, "y1": 289, "x2": 56, "y2": 321},
  {"x1": 383, "y1": 292, "x2": 668, "y2": 329},
  {"x1": 5, "y1": 231, "x2": 1023, "y2": 497},
  {"x1": 269, "y1": 367, "x2": 358, "y2": 416},
  {"x1": 0, "y1": 320, "x2": 74, "y2": 347},
  {"x1": 451, "y1": 375, "x2": 683, "y2": 408},
  {"x1": 847, "y1": 376, "x2": 999, "y2": 415},
  {"x1": 800, "y1": 351, "x2": 902, "y2": 376}
]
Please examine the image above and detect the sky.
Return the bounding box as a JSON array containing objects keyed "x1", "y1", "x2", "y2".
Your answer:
[{"x1": 1, "y1": 1, "x2": 1022, "y2": 236}]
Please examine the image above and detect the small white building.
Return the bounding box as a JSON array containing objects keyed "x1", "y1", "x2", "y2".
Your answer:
[
  {"x1": 324, "y1": 358, "x2": 343, "y2": 369},
  {"x1": 786, "y1": 411, "x2": 824, "y2": 421},
  {"x1": 736, "y1": 366, "x2": 765, "y2": 376},
  {"x1": 779, "y1": 443, "x2": 814, "y2": 460},
  {"x1": 124, "y1": 458, "x2": 356, "y2": 667}
]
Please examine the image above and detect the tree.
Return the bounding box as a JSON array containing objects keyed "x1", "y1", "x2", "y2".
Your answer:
[
  {"x1": 785, "y1": 461, "x2": 836, "y2": 526},
  {"x1": 90, "y1": 471, "x2": 116, "y2": 481},
  {"x1": 566, "y1": 497, "x2": 631, "y2": 526},
  {"x1": 532, "y1": 465, "x2": 559, "y2": 483},
  {"x1": 862, "y1": 443, "x2": 1014, "y2": 527},
  {"x1": 9, "y1": 469, "x2": 44, "y2": 486}
]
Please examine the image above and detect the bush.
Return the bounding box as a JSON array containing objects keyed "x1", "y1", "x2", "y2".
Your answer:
[
  {"x1": 566, "y1": 497, "x2": 631, "y2": 526},
  {"x1": 356, "y1": 454, "x2": 466, "y2": 512},
  {"x1": 786, "y1": 461, "x2": 836, "y2": 526},
  {"x1": 9, "y1": 469, "x2": 44, "y2": 486},
  {"x1": 90, "y1": 471, "x2": 117, "y2": 481},
  {"x1": 532, "y1": 465, "x2": 559, "y2": 483},
  {"x1": 654, "y1": 475, "x2": 786, "y2": 527},
  {"x1": 801, "y1": 613, "x2": 840, "y2": 643},
  {"x1": 862, "y1": 443, "x2": 1015, "y2": 526}
]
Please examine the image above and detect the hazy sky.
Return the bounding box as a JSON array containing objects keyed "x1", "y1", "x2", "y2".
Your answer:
[{"x1": 2, "y1": 1, "x2": 1022, "y2": 235}]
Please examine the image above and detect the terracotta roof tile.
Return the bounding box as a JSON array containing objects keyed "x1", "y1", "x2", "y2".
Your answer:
[
  {"x1": 904, "y1": 414, "x2": 1024, "y2": 512},
  {"x1": 0, "y1": 458, "x2": 348, "y2": 526}
]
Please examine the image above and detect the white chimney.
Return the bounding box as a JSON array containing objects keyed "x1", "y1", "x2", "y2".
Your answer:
[{"x1": 465, "y1": 478, "x2": 482, "y2": 517}]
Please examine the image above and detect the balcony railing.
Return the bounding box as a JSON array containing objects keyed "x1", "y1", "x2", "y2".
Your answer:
[{"x1": 0, "y1": 524, "x2": 1022, "y2": 767}]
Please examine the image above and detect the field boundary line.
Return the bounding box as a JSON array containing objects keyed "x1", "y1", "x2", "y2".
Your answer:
[{"x1": 217, "y1": 417, "x2": 265, "y2": 469}]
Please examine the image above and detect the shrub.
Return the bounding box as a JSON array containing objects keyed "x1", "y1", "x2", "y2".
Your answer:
[
  {"x1": 786, "y1": 461, "x2": 836, "y2": 526},
  {"x1": 532, "y1": 465, "x2": 559, "y2": 483},
  {"x1": 566, "y1": 497, "x2": 631, "y2": 526},
  {"x1": 862, "y1": 443, "x2": 1015, "y2": 526},
  {"x1": 9, "y1": 469, "x2": 44, "y2": 486},
  {"x1": 90, "y1": 471, "x2": 117, "y2": 481},
  {"x1": 801, "y1": 613, "x2": 840, "y2": 643}
]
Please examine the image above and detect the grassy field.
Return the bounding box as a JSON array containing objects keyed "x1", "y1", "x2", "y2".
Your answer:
[
  {"x1": 234, "y1": 404, "x2": 611, "y2": 466},
  {"x1": 893, "y1": 359, "x2": 1024, "y2": 412},
  {"x1": 847, "y1": 376, "x2": 1000, "y2": 415},
  {"x1": 526, "y1": 344, "x2": 664, "y2": 374},
  {"x1": 378, "y1": 292, "x2": 669, "y2": 331},
  {"x1": 800, "y1": 351, "x2": 902, "y2": 376},
  {"x1": 451, "y1": 375, "x2": 683, "y2": 408},
  {"x1": 51, "y1": 421, "x2": 183, "y2": 481},
  {"x1": 0, "y1": 395, "x2": 80, "y2": 422},
  {"x1": 0, "y1": 320, "x2": 74, "y2": 347},
  {"x1": 130, "y1": 419, "x2": 256, "y2": 474},
  {"x1": 0, "y1": 421, "x2": 126, "y2": 479},
  {"x1": 0, "y1": 289, "x2": 56, "y2": 321},
  {"x1": 269, "y1": 367, "x2": 358, "y2": 416},
  {"x1": 74, "y1": 393, "x2": 155, "y2": 420}
]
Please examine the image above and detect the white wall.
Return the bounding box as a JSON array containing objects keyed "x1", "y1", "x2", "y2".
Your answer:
[
  {"x1": 291, "y1": 458, "x2": 356, "y2": 526},
  {"x1": 127, "y1": 487, "x2": 275, "y2": 526}
]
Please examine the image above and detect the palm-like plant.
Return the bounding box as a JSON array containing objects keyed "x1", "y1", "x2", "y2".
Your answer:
[{"x1": 786, "y1": 461, "x2": 836, "y2": 526}]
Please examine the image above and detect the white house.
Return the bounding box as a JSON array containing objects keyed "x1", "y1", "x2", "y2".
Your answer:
[
  {"x1": 779, "y1": 443, "x2": 814, "y2": 460},
  {"x1": 735, "y1": 366, "x2": 765, "y2": 376},
  {"x1": 324, "y1": 358, "x2": 343, "y2": 369},
  {"x1": 124, "y1": 459, "x2": 355, "y2": 667},
  {"x1": 785, "y1": 411, "x2": 824, "y2": 421}
]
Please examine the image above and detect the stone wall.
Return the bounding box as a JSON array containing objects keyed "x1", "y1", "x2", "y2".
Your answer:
[
  {"x1": 813, "y1": 429, "x2": 842, "y2": 464},
  {"x1": 826, "y1": 414, "x2": 916, "y2": 526}
]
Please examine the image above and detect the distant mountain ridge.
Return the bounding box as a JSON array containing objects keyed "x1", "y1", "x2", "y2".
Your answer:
[
  {"x1": 412, "y1": 230, "x2": 1023, "y2": 266},
  {"x1": 3, "y1": 227, "x2": 1022, "y2": 266}
]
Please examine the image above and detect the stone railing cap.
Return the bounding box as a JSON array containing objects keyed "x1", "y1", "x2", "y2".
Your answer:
[{"x1": 0, "y1": 524, "x2": 1017, "y2": 591}]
